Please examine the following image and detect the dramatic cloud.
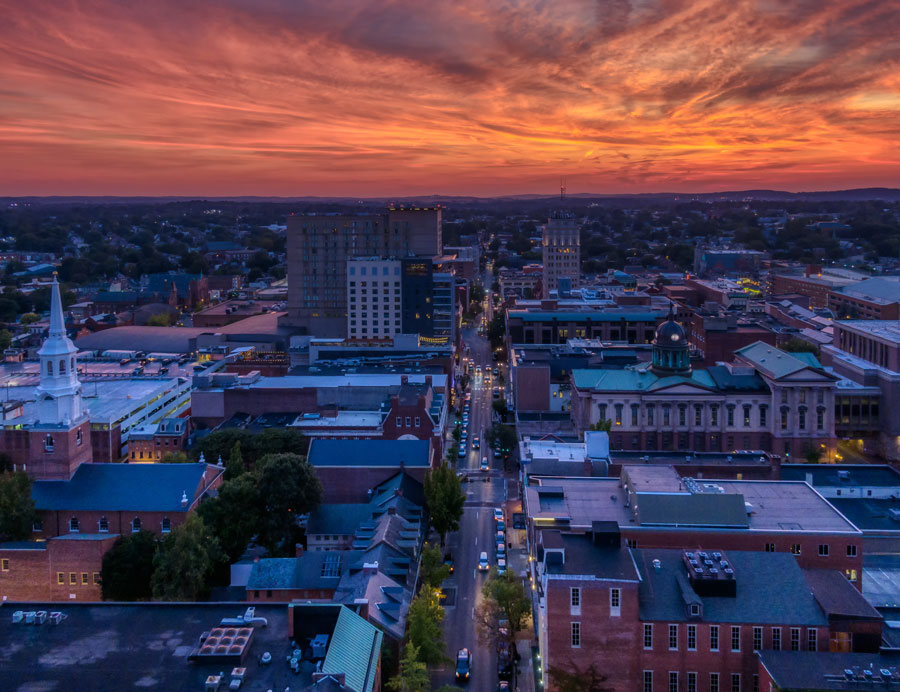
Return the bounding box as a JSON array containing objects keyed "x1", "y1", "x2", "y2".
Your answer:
[{"x1": 1, "y1": 0, "x2": 898, "y2": 195}]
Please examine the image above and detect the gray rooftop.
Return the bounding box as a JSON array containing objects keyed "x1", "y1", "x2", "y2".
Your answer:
[
  {"x1": 781, "y1": 464, "x2": 900, "y2": 489},
  {"x1": 759, "y1": 651, "x2": 900, "y2": 690}
]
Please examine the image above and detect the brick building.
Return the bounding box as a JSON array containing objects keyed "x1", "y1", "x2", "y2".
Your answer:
[
  {"x1": 534, "y1": 530, "x2": 881, "y2": 692},
  {"x1": 127, "y1": 417, "x2": 189, "y2": 462}
]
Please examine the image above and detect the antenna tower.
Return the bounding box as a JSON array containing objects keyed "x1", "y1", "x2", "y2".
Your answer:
[{"x1": 560, "y1": 176, "x2": 567, "y2": 202}]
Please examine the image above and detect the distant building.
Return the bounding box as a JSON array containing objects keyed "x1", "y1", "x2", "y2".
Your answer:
[
  {"x1": 693, "y1": 248, "x2": 764, "y2": 275},
  {"x1": 541, "y1": 212, "x2": 581, "y2": 295},
  {"x1": 829, "y1": 276, "x2": 900, "y2": 320},
  {"x1": 347, "y1": 258, "x2": 403, "y2": 340}
]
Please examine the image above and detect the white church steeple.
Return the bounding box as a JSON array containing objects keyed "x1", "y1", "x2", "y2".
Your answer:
[{"x1": 35, "y1": 275, "x2": 84, "y2": 426}]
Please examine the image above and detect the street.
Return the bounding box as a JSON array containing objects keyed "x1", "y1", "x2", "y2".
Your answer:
[{"x1": 434, "y1": 287, "x2": 510, "y2": 692}]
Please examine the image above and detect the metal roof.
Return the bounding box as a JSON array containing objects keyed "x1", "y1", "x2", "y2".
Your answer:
[
  {"x1": 322, "y1": 606, "x2": 383, "y2": 692},
  {"x1": 307, "y1": 439, "x2": 431, "y2": 468}
]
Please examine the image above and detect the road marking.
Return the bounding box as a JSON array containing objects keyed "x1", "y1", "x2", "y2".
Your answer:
[
  {"x1": 476, "y1": 511, "x2": 479, "y2": 519},
  {"x1": 471, "y1": 607, "x2": 475, "y2": 618},
  {"x1": 474, "y1": 536, "x2": 477, "y2": 545},
  {"x1": 473, "y1": 568, "x2": 477, "y2": 580}
]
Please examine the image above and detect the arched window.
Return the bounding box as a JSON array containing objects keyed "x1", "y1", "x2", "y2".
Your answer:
[
  {"x1": 46, "y1": 361, "x2": 53, "y2": 376},
  {"x1": 131, "y1": 517, "x2": 142, "y2": 533},
  {"x1": 161, "y1": 517, "x2": 171, "y2": 534},
  {"x1": 59, "y1": 359, "x2": 66, "y2": 374}
]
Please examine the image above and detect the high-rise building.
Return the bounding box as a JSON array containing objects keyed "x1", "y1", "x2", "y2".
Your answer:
[
  {"x1": 347, "y1": 258, "x2": 403, "y2": 340},
  {"x1": 281, "y1": 207, "x2": 442, "y2": 337},
  {"x1": 541, "y1": 211, "x2": 580, "y2": 295}
]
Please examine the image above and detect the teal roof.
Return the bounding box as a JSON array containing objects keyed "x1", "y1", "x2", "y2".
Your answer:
[
  {"x1": 572, "y1": 367, "x2": 717, "y2": 392},
  {"x1": 308, "y1": 439, "x2": 431, "y2": 468},
  {"x1": 323, "y1": 606, "x2": 383, "y2": 692},
  {"x1": 511, "y1": 311, "x2": 660, "y2": 322},
  {"x1": 734, "y1": 341, "x2": 819, "y2": 378},
  {"x1": 32, "y1": 463, "x2": 218, "y2": 512}
]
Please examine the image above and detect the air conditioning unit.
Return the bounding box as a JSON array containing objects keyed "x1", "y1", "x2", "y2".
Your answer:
[{"x1": 49, "y1": 612, "x2": 64, "y2": 625}]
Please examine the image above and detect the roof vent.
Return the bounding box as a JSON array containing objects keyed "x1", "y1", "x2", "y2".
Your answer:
[{"x1": 652, "y1": 559, "x2": 661, "y2": 570}]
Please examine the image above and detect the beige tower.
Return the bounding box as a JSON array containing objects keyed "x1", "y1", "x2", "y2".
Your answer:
[{"x1": 541, "y1": 212, "x2": 580, "y2": 295}]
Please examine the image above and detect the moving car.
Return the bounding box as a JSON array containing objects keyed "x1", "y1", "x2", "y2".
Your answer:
[
  {"x1": 455, "y1": 648, "x2": 472, "y2": 682},
  {"x1": 472, "y1": 436, "x2": 480, "y2": 449},
  {"x1": 478, "y1": 552, "x2": 489, "y2": 571},
  {"x1": 493, "y1": 507, "x2": 504, "y2": 522},
  {"x1": 481, "y1": 457, "x2": 489, "y2": 472}
]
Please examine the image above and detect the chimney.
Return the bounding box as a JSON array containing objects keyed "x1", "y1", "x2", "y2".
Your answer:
[
  {"x1": 362, "y1": 561, "x2": 379, "y2": 576},
  {"x1": 354, "y1": 598, "x2": 369, "y2": 619},
  {"x1": 400, "y1": 375, "x2": 408, "y2": 385},
  {"x1": 295, "y1": 543, "x2": 304, "y2": 558},
  {"x1": 424, "y1": 375, "x2": 433, "y2": 387}
]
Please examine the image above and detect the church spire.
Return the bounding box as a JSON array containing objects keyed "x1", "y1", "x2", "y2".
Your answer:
[
  {"x1": 36, "y1": 275, "x2": 84, "y2": 426},
  {"x1": 48, "y1": 274, "x2": 67, "y2": 338}
]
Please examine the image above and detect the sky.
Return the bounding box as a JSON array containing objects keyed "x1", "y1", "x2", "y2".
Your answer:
[{"x1": 1, "y1": 0, "x2": 899, "y2": 197}]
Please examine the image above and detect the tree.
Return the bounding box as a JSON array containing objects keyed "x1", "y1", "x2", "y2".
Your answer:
[
  {"x1": 475, "y1": 593, "x2": 506, "y2": 649},
  {"x1": 804, "y1": 446, "x2": 823, "y2": 464},
  {"x1": 253, "y1": 427, "x2": 310, "y2": 458},
  {"x1": 256, "y1": 453, "x2": 323, "y2": 553},
  {"x1": 0, "y1": 471, "x2": 37, "y2": 541},
  {"x1": 100, "y1": 531, "x2": 158, "y2": 601},
  {"x1": 199, "y1": 471, "x2": 264, "y2": 562},
  {"x1": 406, "y1": 589, "x2": 447, "y2": 666},
  {"x1": 492, "y1": 399, "x2": 509, "y2": 421},
  {"x1": 20, "y1": 312, "x2": 40, "y2": 325},
  {"x1": 424, "y1": 462, "x2": 465, "y2": 546},
  {"x1": 388, "y1": 644, "x2": 431, "y2": 692},
  {"x1": 589, "y1": 419, "x2": 613, "y2": 433},
  {"x1": 486, "y1": 424, "x2": 517, "y2": 457},
  {"x1": 226, "y1": 440, "x2": 245, "y2": 480},
  {"x1": 0, "y1": 328, "x2": 12, "y2": 350},
  {"x1": 781, "y1": 337, "x2": 819, "y2": 357},
  {"x1": 419, "y1": 542, "x2": 451, "y2": 589},
  {"x1": 160, "y1": 451, "x2": 190, "y2": 463},
  {"x1": 482, "y1": 570, "x2": 531, "y2": 634},
  {"x1": 546, "y1": 661, "x2": 614, "y2": 692},
  {"x1": 151, "y1": 513, "x2": 224, "y2": 601},
  {"x1": 191, "y1": 428, "x2": 310, "y2": 469},
  {"x1": 146, "y1": 312, "x2": 172, "y2": 327}
]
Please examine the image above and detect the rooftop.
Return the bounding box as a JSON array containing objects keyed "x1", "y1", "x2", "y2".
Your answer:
[
  {"x1": 781, "y1": 464, "x2": 900, "y2": 489},
  {"x1": 307, "y1": 439, "x2": 431, "y2": 468},
  {"x1": 758, "y1": 651, "x2": 900, "y2": 691},
  {"x1": 525, "y1": 476, "x2": 860, "y2": 534},
  {"x1": 32, "y1": 462, "x2": 221, "y2": 512},
  {"x1": 837, "y1": 320, "x2": 900, "y2": 344},
  {"x1": 0, "y1": 603, "x2": 290, "y2": 692},
  {"x1": 734, "y1": 341, "x2": 825, "y2": 379},
  {"x1": 635, "y1": 548, "x2": 829, "y2": 625},
  {"x1": 838, "y1": 276, "x2": 900, "y2": 305},
  {"x1": 828, "y1": 498, "x2": 900, "y2": 534}
]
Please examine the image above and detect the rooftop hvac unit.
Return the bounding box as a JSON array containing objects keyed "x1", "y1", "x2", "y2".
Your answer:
[
  {"x1": 837, "y1": 470, "x2": 850, "y2": 481},
  {"x1": 24, "y1": 612, "x2": 36, "y2": 624},
  {"x1": 49, "y1": 612, "x2": 64, "y2": 625},
  {"x1": 11, "y1": 611, "x2": 23, "y2": 624},
  {"x1": 34, "y1": 611, "x2": 47, "y2": 625},
  {"x1": 889, "y1": 509, "x2": 900, "y2": 522}
]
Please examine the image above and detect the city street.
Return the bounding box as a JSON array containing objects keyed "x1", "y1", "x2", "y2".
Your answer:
[{"x1": 434, "y1": 306, "x2": 509, "y2": 691}]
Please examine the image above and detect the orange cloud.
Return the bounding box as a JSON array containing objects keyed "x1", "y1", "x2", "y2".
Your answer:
[{"x1": 1, "y1": 0, "x2": 898, "y2": 195}]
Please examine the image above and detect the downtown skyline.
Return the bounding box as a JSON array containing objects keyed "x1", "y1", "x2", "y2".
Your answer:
[{"x1": 2, "y1": 0, "x2": 900, "y2": 197}]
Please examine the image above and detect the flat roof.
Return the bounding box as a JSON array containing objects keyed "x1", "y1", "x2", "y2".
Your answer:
[
  {"x1": 759, "y1": 651, "x2": 900, "y2": 690},
  {"x1": 245, "y1": 373, "x2": 447, "y2": 390},
  {"x1": 781, "y1": 464, "x2": 900, "y2": 489},
  {"x1": 523, "y1": 440, "x2": 586, "y2": 462},
  {"x1": 0, "y1": 603, "x2": 290, "y2": 692},
  {"x1": 828, "y1": 498, "x2": 900, "y2": 534},
  {"x1": 289, "y1": 411, "x2": 385, "y2": 428},
  {"x1": 525, "y1": 477, "x2": 860, "y2": 534},
  {"x1": 837, "y1": 320, "x2": 900, "y2": 344}
]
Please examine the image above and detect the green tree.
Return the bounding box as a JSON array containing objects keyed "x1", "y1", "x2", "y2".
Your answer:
[
  {"x1": 407, "y1": 589, "x2": 447, "y2": 667},
  {"x1": 100, "y1": 531, "x2": 158, "y2": 601},
  {"x1": 20, "y1": 312, "x2": 40, "y2": 325},
  {"x1": 482, "y1": 570, "x2": 531, "y2": 634},
  {"x1": 0, "y1": 471, "x2": 37, "y2": 541},
  {"x1": 424, "y1": 462, "x2": 465, "y2": 546},
  {"x1": 253, "y1": 428, "x2": 310, "y2": 458},
  {"x1": 146, "y1": 312, "x2": 172, "y2": 327},
  {"x1": 199, "y1": 471, "x2": 264, "y2": 562},
  {"x1": 419, "y1": 542, "x2": 451, "y2": 589},
  {"x1": 0, "y1": 328, "x2": 12, "y2": 350},
  {"x1": 781, "y1": 337, "x2": 819, "y2": 357},
  {"x1": 388, "y1": 643, "x2": 431, "y2": 692},
  {"x1": 151, "y1": 514, "x2": 224, "y2": 601},
  {"x1": 160, "y1": 451, "x2": 190, "y2": 463},
  {"x1": 804, "y1": 446, "x2": 823, "y2": 464},
  {"x1": 191, "y1": 429, "x2": 253, "y2": 465},
  {"x1": 256, "y1": 453, "x2": 322, "y2": 553},
  {"x1": 226, "y1": 440, "x2": 245, "y2": 480},
  {"x1": 486, "y1": 424, "x2": 517, "y2": 457},
  {"x1": 546, "y1": 662, "x2": 614, "y2": 692},
  {"x1": 589, "y1": 419, "x2": 613, "y2": 433},
  {"x1": 492, "y1": 399, "x2": 509, "y2": 421}
]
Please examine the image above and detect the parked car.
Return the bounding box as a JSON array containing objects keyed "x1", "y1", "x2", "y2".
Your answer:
[
  {"x1": 455, "y1": 648, "x2": 472, "y2": 682},
  {"x1": 472, "y1": 436, "x2": 480, "y2": 449},
  {"x1": 497, "y1": 557, "x2": 507, "y2": 575},
  {"x1": 458, "y1": 445, "x2": 467, "y2": 458}
]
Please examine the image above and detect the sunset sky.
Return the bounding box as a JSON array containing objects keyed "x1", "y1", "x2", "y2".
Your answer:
[{"x1": 2, "y1": 0, "x2": 899, "y2": 197}]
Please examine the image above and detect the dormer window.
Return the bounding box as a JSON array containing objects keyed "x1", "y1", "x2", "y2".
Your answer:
[{"x1": 690, "y1": 603, "x2": 701, "y2": 618}]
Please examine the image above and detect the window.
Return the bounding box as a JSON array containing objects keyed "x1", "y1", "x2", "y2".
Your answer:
[
  {"x1": 414, "y1": 416, "x2": 421, "y2": 427},
  {"x1": 791, "y1": 544, "x2": 801, "y2": 555},
  {"x1": 732, "y1": 674, "x2": 741, "y2": 692},
  {"x1": 69, "y1": 517, "x2": 80, "y2": 533},
  {"x1": 1, "y1": 558, "x2": 8, "y2": 572},
  {"x1": 57, "y1": 572, "x2": 65, "y2": 585},
  {"x1": 731, "y1": 626, "x2": 741, "y2": 652},
  {"x1": 669, "y1": 672, "x2": 679, "y2": 692},
  {"x1": 759, "y1": 406, "x2": 767, "y2": 427},
  {"x1": 753, "y1": 676, "x2": 759, "y2": 692},
  {"x1": 647, "y1": 405, "x2": 654, "y2": 425},
  {"x1": 93, "y1": 572, "x2": 100, "y2": 585},
  {"x1": 405, "y1": 417, "x2": 411, "y2": 427},
  {"x1": 711, "y1": 406, "x2": 718, "y2": 426},
  {"x1": 396, "y1": 417, "x2": 402, "y2": 427},
  {"x1": 669, "y1": 624, "x2": 678, "y2": 650},
  {"x1": 679, "y1": 406, "x2": 686, "y2": 426},
  {"x1": 81, "y1": 572, "x2": 88, "y2": 585},
  {"x1": 695, "y1": 404, "x2": 702, "y2": 426},
  {"x1": 571, "y1": 587, "x2": 581, "y2": 615},
  {"x1": 790, "y1": 627, "x2": 800, "y2": 651},
  {"x1": 69, "y1": 572, "x2": 77, "y2": 585},
  {"x1": 846, "y1": 569, "x2": 858, "y2": 582},
  {"x1": 764, "y1": 543, "x2": 775, "y2": 552},
  {"x1": 727, "y1": 407, "x2": 734, "y2": 427},
  {"x1": 847, "y1": 545, "x2": 857, "y2": 557},
  {"x1": 131, "y1": 517, "x2": 142, "y2": 533},
  {"x1": 688, "y1": 624, "x2": 697, "y2": 650},
  {"x1": 781, "y1": 410, "x2": 788, "y2": 430},
  {"x1": 632, "y1": 405, "x2": 639, "y2": 426},
  {"x1": 808, "y1": 629, "x2": 817, "y2": 652},
  {"x1": 688, "y1": 672, "x2": 697, "y2": 692},
  {"x1": 753, "y1": 626, "x2": 762, "y2": 651},
  {"x1": 690, "y1": 603, "x2": 701, "y2": 617},
  {"x1": 817, "y1": 410, "x2": 824, "y2": 430},
  {"x1": 643, "y1": 671, "x2": 653, "y2": 692},
  {"x1": 818, "y1": 544, "x2": 829, "y2": 557},
  {"x1": 45, "y1": 434, "x2": 54, "y2": 451},
  {"x1": 644, "y1": 624, "x2": 653, "y2": 649},
  {"x1": 710, "y1": 673, "x2": 720, "y2": 692},
  {"x1": 161, "y1": 517, "x2": 171, "y2": 534},
  {"x1": 663, "y1": 406, "x2": 671, "y2": 426},
  {"x1": 743, "y1": 405, "x2": 751, "y2": 427},
  {"x1": 571, "y1": 622, "x2": 581, "y2": 648},
  {"x1": 46, "y1": 361, "x2": 52, "y2": 376},
  {"x1": 98, "y1": 517, "x2": 108, "y2": 533},
  {"x1": 32, "y1": 520, "x2": 43, "y2": 533},
  {"x1": 772, "y1": 628, "x2": 781, "y2": 650},
  {"x1": 710, "y1": 625, "x2": 719, "y2": 651},
  {"x1": 610, "y1": 588, "x2": 621, "y2": 616}
]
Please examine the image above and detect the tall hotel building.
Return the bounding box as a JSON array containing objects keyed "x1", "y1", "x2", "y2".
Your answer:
[
  {"x1": 281, "y1": 207, "x2": 442, "y2": 338},
  {"x1": 541, "y1": 211, "x2": 580, "y2": 295}
]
